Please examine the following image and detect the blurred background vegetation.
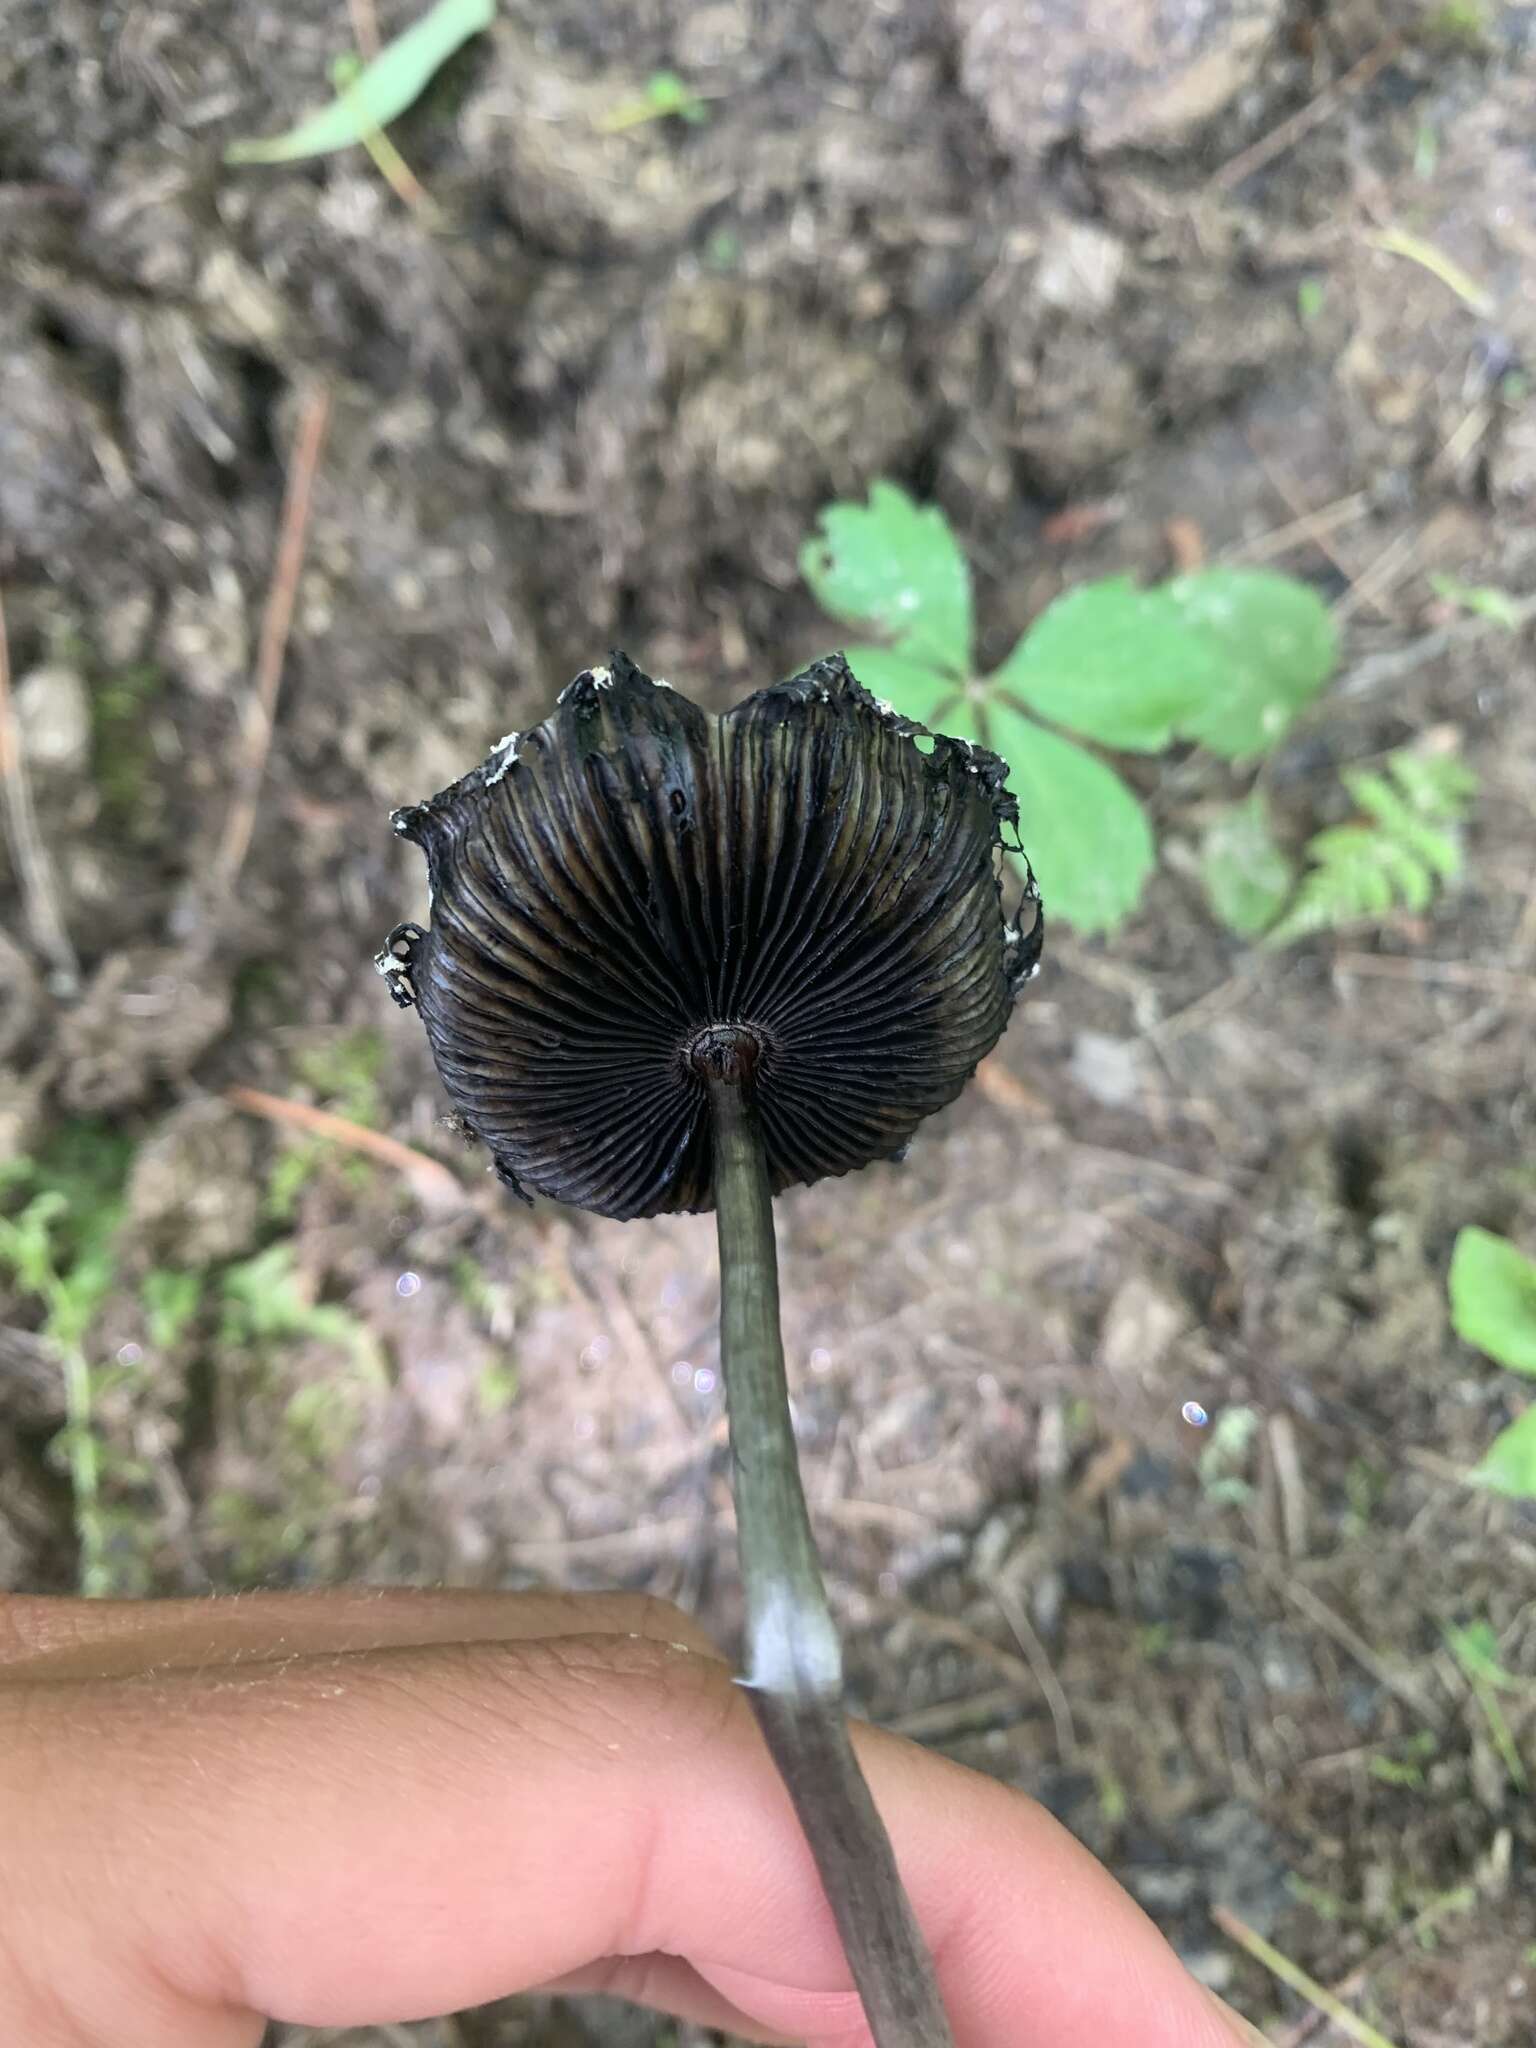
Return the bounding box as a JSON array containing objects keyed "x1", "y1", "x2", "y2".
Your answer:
[{"x1": 2, "y1": 3, "x2": 1535, "y2": 2043}]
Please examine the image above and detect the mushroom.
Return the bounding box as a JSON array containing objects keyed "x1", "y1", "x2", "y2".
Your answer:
[{"x1": 379, "y1": 651, "x2": 1041, "y2": 2048}]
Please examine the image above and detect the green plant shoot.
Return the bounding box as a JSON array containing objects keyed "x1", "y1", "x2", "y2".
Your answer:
[
  {"x1": 1443, "y1": 1621, "x2": 1529, "y2": 1790},
  {"x1": 1265, "y1": 747, "x2": 1477, "y2": 945},
  {"x1": 0, "y1": 1132, "x2": 132, "y2": 1595},
  {"x1": 599, "y1": 70, "x2": 711, "y2": 132},
  {"x1": 1429, "y1": 574, "x2": 1525, "y2": 631},
  {"x1": 225, "y1": 0, "x2": 495, "y2": 166}
]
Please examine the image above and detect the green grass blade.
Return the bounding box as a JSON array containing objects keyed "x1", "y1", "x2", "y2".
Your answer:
[{"x1": 226, "y1": 0, "x2": 495, "y2": 165}]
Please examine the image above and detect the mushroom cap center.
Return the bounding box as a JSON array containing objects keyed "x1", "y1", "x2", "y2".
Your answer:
[{"x1": 686, "y1": 1022, "x2": 766, "y2": 1086}]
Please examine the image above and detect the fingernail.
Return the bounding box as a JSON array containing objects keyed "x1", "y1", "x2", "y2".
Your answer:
[{"x1": 1202, "y1": 1985, "x2": 1272, "y2": 2045}]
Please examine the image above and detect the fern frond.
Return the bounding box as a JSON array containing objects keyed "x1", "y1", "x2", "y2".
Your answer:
[
  {"x1": 1343, "y1": 768, "x2": 1462, "y2": 878},
  {"x1": 1267, "y1": 744, "x2": 1477, "y2": 945},
  {"x1": 1382, "y1": 749, "x2": 1478, "y2": 814}
]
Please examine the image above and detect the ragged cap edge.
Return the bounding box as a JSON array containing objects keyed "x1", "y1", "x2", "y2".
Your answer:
[{"x1": 389, "y1": 648, "x2": 1042, "y2": 999}]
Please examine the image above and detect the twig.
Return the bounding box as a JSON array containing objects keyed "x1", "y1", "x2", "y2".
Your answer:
[
  {"x1": 1212, "y1": 1906, "x2": 1402, "y2": 2048},
  {"x1": 887, "y1": 1684, "x2": 1027, "y2": 1744},
  {"x1": 0, "y1": 588, "x2": 80, "y2": 995},
  {"x1": 347, "y1": 0, "x2": 381, "y2": 60},
  {"x1": 1146, "y1": 959, "x2": 1267, "y2": 1044},
  {"x1": 1223, "y1": 492, "x2": 1374, "y2": 567},
  {"x1": 1067, "y1": 1138, "x2": 1248, "y2": 1203},
  {"x1": 1210, "y1": 36, "x2": 1402, "y2": 192},
  {"x1": 1111, "y1": 1200, "x2": 1224, "y2": 1273},
  {"x1": 223, "y1": 1084, "x2": 468, "y2": 1213},
  {"x1": 865, "y1": 1597, "x2": 1038, "y2": 1697},
  {"x1": 1070, "y1": 1435, "x2": 1137, "y2": 1508},
  {"x1": 1040, "y1": 498, "x2": 1125, "y2": 547},
  {"x1": 503, "y1": 1517, "x2": 701, "y2": 1565},
  {"x1": 1433, "y1": 400, "x2": 1494, "y2": 482},
  {"x1": 1332, "y1": 954, "x2": 1536, "y2": 999},
  {"x1": 983, "y1": 1574, "x2": 1077, "y2": 1763},
  {"x1": 1245, "y1": 447, "x2": 1387, "y2": 618},
  {"x1": 1358, "y1": 612, "x2": 1536, "y2": 713},
  {"x1": 1272, "y1": 1572, "x2": 1443, "y2": 1726},
  {"x1": 1266, "y1": 1413, "x2": 1310, "y2": 1561},
  {"x1": 575, "y1": 1247, "x2": 695, "y2": 1442},
  {"x1": 209, "y1": 382, "x2": 332, "y2": 904},
  {"x1": 818, "y1": 1497, "x2": 937, "y2": 1536},
  {"x1": 1330, "y1": 528, "x2": 1423, "y2": 624},
  {"x1": 1399, "y1": 1444, "x2": 1482, "y2": 1486}
]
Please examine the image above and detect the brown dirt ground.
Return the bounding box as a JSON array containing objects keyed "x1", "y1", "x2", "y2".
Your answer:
[{"x1": 3, "y1": 3, "x2": 1535, "y2": 2044}]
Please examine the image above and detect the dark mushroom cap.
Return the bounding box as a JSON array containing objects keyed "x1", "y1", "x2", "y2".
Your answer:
[{"x1": 380, "y1": 653, "x2": 1040, "y2": 1219}]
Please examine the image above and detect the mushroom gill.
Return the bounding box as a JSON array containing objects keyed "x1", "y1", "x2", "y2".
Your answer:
[{"x1": 379, "y1": 651, "x2": 1040, "y2": 1218}]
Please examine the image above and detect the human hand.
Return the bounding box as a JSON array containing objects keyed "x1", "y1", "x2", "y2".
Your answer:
[{"x1": 0, "y1": 1588, "x2": 1265, "y2": 2046}]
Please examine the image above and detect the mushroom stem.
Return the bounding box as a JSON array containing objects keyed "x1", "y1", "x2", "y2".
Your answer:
[{"x1": 705, "y1": 1067, "x2": 957, "y2": 2048}]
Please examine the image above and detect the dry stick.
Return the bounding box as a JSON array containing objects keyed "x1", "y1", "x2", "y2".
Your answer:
[
  {"x1": 1269, "y1": 1571, "x2": 1443, "y2": 1727},
  {"x1": 347, "y1": 0, "x2": 381, "y2": 60},
  {"x1": 575, "y1": 1252, "x2": 696, "y2": 1443},
  {"x1": 209, "y1": 382, "x2": 332, "y2": 906},
  {"x1": 0, "y1": 588, "x2": 80, "y2": 995},
  {"x1": 864, "y1": 1598, "x2": 1038, "y2": 1696},
  {"x1": 1210, "y1": 36, "x2": 1402, "y2": 192},
  {"x1": 223, "y1": 1085, "x2": 468, "y2": 1213},
  {"x1": 984, "y1": 1572, "x2": 1077, "y2": 1763},
  {"x1": 1334, "y1": 595, "x2": 1536, "y2": 702},
  {"x1": 1331, "y1": 953, "x2": 1536, "y2": 999},
  {"x1": 1245, "y1": 445, "x2": 1389, "y2": 620},
  {"x1": 888, "y1": 1685, "x2": 1024, "y2": 1743},
  {"x1": 1222, "y1": 492, "x2": 1373, "y2": 567},
  {"x1": 1331, "y1": 525, "x2": 1424, "y2": 624},
  {"x1": 703, "y1": 1043, "x2": 956, "y2": 2048}
]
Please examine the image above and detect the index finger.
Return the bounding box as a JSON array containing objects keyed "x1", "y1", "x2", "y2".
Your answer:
[
  {"x1": 2, "y1": 1624, "x2": 1259, "y2": 2047},
  {"x1": 0, "y1": 1587, "x2": 722, "y2": 1680}
]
